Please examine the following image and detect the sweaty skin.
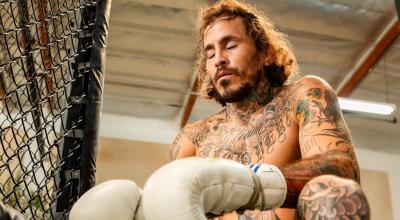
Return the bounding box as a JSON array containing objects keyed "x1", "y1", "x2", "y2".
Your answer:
[{"x1": 169, "y1": 17, "x2": 361, "y2": 220}]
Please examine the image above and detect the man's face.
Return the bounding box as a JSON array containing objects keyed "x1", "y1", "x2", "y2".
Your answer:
[{"x1": 203, "y1": 16, "x2": 264, "y2": 103}]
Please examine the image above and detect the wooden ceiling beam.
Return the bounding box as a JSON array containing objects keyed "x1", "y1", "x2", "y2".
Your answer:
[{"x1": 337, "y1": 21, "x2": 400, "y2": 97}]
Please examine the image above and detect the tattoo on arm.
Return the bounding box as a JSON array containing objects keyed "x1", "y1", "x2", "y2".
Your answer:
[
  {"x1": 169, "y1": 125, "x2": 199, "y2": 161},
  {"x1": 280, "y1": 84, "x2": 363, "y2": 209},
  {"x1": 168, "y1": 132, "x2": 183, "y2": 161},
  {"x1": 281, "y1": 151, "x2": 358, "y2": 208},
  {"x1": 296, "y1": 176, "x2": 370, "y2": 220},
  {"x1": 296, "y1": 88, "x2": 352, "y2": 153}
]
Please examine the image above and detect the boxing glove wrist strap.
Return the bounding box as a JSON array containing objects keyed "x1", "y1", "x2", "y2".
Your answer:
[{"x1": 237, "y1": 170, "x2": 263, "y2": 213}]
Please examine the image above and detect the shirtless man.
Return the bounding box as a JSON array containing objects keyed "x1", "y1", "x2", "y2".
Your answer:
[
  {"x1": 168, "y1": 0, "x2": 370, "y2": 219},
  {"x1": 70, "y1": 0, "x2": 371, "y2": 219}
]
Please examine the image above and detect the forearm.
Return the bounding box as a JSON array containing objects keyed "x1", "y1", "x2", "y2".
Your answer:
[{"x1": 280, "y1": 151, "x2": 359, "y2": 208}]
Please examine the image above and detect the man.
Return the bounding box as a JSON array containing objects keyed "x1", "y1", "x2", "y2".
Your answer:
[{"x1": 169, "y1": 0, "x2": 370, "y2": 219}]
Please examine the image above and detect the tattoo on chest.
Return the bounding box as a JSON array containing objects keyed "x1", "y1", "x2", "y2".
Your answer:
[{"x1": 185, "y1": 86, "x2": 299, "y2": 164}]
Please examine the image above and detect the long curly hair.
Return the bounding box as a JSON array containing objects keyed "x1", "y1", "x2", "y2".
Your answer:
[{"x1": 196, "y1": 0, "x2": 298, "y2": 100}]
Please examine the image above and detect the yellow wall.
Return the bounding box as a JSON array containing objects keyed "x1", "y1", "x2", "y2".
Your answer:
[
  {"x1": 96, "y1": 138, "x2": 169, "y2": 187},
  {"x1": 360, "y1": 169, "x2": 393, "y2": 220}
]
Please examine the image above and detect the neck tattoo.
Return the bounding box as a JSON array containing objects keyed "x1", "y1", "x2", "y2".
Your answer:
[{"x1": 226, "y1": 79, "x2": 275, "y2": 123}]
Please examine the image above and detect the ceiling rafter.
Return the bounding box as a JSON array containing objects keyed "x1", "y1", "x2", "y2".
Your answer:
[
  {"x1": 337, "y1": 20, "x2": 400, "y2": 97},
  {"x1": 108, "y1": 48, "x2": 193, "y2": 64},
  {"x1": 111, "y1": 20, "x2": 194, "y2": 38},
  {"x1": 119, "y1": 0, "x2": 201, "y2": 11}
]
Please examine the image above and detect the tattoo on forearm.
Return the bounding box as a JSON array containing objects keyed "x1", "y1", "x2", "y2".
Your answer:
[
  {"x1": 297, "y1": 176, "x2": 370, "y2": 220},
  {"x1": 281, "y1": 151, "x2": 358, "y2": 208}
]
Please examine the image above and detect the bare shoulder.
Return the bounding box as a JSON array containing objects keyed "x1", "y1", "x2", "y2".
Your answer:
[
  {"x1": 273, "y1": 75, "x2": 333, "y2": 103},
  {"x1": 288, "y1": 75, "x2": 334, "y2": 94},
  {"x1": 270, "y1": 75, "x2": 335, "y2": 120},
  {"x1": 185, "y1": 110, "x2": 227, "y2": 144},
  {"x1": 169, "y1": 111, "x2": 225, "y2": 161},
  {"x1": 288, "y1": 75, "x2": 340, "y2": 123}
]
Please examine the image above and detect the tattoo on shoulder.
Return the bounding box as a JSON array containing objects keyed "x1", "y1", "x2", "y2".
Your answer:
[{"x1": 296, "y1": 88, "x2": 340, "y2": 126}]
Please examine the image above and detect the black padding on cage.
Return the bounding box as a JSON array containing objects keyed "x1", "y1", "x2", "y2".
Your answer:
[{"x1": 80, "y1": 0, "x2": 113, "y2": 195}]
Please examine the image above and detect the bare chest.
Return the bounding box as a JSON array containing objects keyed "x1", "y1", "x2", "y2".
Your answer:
[{"x1": 194, "y1": 105, "x2": 300, "y2": 166}]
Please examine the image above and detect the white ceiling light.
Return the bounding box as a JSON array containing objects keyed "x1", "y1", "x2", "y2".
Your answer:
[
  {"x1": 338, "y1": 97, "x2": 395, "y2": 115},
  {"x1": 338, "y1": 97, "x2": 397, "y2": 123}
]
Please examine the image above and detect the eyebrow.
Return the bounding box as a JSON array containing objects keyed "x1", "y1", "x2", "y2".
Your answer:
[{"x1": 204, "y1": 35, "x2": 241, "y2": 52}]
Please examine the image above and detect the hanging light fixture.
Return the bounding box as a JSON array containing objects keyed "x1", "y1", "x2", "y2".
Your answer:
[{"x1": 338, "y1": 97, "x2": 397, "y2": 123}]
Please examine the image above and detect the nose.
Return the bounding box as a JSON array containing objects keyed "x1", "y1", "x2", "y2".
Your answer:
[{"x1": 214, "y1": 49, "x2": 228, "y2": 68}]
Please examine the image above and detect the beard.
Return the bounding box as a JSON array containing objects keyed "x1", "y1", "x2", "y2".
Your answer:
[
  {"x1": 212, "y1": 81, "x2": 252, "y2": 105},
  {"x1": 210, "y1": 67, "x2": 263, "y2": 106}
]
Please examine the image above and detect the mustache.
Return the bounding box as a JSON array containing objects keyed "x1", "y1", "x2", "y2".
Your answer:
[{"x1": 214, "y1": 66, "x2": 239, "y2": 81}]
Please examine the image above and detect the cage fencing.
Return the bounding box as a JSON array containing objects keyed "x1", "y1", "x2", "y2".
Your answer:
[{"x1": 0, "y1": 0, "x2": 110, "y2": 219}]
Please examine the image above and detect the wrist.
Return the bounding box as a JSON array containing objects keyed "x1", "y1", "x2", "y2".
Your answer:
[{"x1": 247, "y1": 163, "x2": 287, "y2": 211}]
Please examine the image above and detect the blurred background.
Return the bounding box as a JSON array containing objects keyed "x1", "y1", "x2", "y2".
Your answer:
[{"x1": 95, "y1": 1, "x2": 399, "y2": 219}]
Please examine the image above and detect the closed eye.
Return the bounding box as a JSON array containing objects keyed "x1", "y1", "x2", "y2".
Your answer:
[
  {"x1": 207, "y1": 53, "x2": 215, "y2": 59},
  {"x1": 227, "y1": 44, "x2": 237, "y2": 49}
]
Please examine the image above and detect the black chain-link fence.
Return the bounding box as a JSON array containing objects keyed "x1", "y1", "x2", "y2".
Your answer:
[{"x1": 0, "y1": 0, "x2": 109, "y2": 218}]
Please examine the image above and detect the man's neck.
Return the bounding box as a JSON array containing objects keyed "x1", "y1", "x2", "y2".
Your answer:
[{"x1": 225, "y1": 79, "x2": 273, "y2": 123}]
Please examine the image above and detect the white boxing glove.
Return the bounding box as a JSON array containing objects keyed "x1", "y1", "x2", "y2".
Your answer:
[
  {"x1": 142, "y1": 157, "x2": 286, "y2": 220},
  {"x1": 245, "y1": 163, "x2": 287, "y2": 211},
  {"x1": 69, "y1": 180, "x2": 144, "y2": 220}
]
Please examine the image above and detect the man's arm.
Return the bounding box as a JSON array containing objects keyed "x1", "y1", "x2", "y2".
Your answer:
[
  {"x1": 281, "y1": 76, "x2": 360, "y2": 208},
  {"x1": 168, "y1": 129, "x2": 197, "y2": 161}
]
